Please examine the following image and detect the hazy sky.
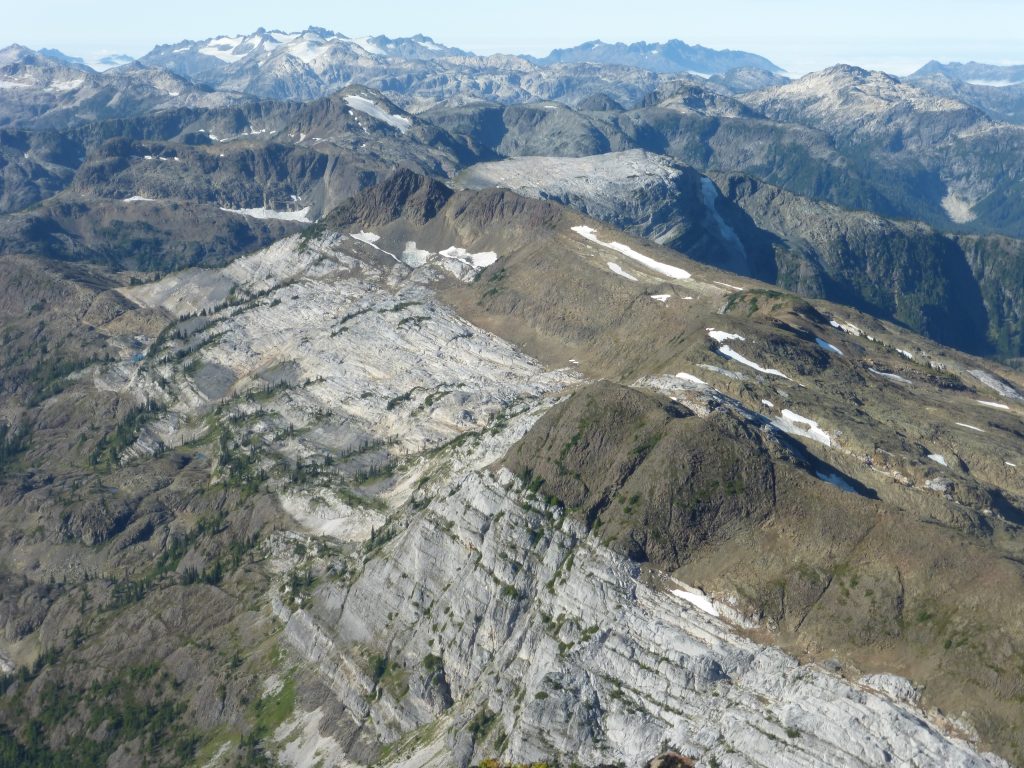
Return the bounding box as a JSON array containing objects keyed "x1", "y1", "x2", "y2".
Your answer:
[{"x1": 4, "y1": 0, "x2": 1023, "y2": 75}]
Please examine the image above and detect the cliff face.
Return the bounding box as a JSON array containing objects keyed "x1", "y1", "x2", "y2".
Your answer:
[{"x1": 275, "y1": 458, "x2": 1006, "y2": 768}]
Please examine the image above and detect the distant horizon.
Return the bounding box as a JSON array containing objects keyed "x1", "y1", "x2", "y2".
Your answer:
[{"x1": 4, "y1": 0, "x2": 1023, "y2": 77}]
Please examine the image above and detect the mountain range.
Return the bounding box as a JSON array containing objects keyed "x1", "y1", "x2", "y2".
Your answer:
[
  {"x1": 1, "y1": 25, "x2": 1024, "y2": 768},
  {"x1": 529, "y1": 38, "x2": 782, "y2": 74}
]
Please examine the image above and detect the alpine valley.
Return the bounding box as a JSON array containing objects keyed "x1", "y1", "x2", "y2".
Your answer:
[{"x1": 0, "y1": 25, "x2": 1023, "y2": 768}]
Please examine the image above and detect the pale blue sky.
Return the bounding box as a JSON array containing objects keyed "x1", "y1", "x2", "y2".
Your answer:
[{"x1": 4, "y1": 0, "x2": 1023, "y2": 75}]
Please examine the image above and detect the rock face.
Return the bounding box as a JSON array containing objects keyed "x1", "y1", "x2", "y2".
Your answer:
[
  {"x1": 907, "y1": 61, "x2": 1024, "y2": 126},
  {"x1": 715, "y1": 173, "x2": 997, "y2": 356},
  {"x1": 908, "y1": 73, "x2": 1024, "y2": 127},
  {"x1": 277, "y1": 462, "x2": 1007, "y2": 768},
  {"x1": 118, "y1": 230, "x2": 576, "y2": 469}
]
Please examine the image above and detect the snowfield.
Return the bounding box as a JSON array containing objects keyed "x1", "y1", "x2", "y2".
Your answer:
[
  {"x1": 440, "y1": 246, "x2": 498, "y2": 269},
  {"x1": 343, "y1": 94, "x2": 411, "y2": 133},
  {"x1": 220, "y1": 206, "x2": 312, "y2": 223}
]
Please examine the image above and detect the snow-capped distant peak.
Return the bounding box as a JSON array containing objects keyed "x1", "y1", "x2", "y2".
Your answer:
[{"x1": 140, "y1": 28, "x2": 466, "y2": 72}]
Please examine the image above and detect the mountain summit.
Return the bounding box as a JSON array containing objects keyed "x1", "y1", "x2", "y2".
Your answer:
[{"x1": 533, "y1": 38, "x2": 782, "y2": 74}]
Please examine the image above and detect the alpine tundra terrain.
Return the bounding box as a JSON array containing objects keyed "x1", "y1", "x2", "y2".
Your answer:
[{"x1": 0, "y1": 26, "x2": 1023, "y2": 768}]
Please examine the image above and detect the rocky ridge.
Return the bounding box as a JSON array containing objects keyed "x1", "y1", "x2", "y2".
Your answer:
[{"x1": 105, "y1": 213, "x2": 1019, "y2": 767}]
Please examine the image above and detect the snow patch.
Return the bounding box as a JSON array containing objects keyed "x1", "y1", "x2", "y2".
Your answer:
[
  {"x1": 123, "y1": 195, "x2": 154, "y2": 202},
  {"x1": 719, "y1": 345, "x2": 791, "y2": 380},
  {"x1": 198, "y1": 37, "x2": 247, "y2": 63},
  {"x1": 281, "y1": 38, "x2": 328, "y2": 64},
  {"x1": 968, "y1": 369, "x2": 1024, "y2": 402},
  {"x1": 815, "y1": 469, "x2": 856, "y2": 493},
  {"x1": 869, "y1": 368, "x2": 910, "y2": 384},
  {"x1": 955, "y1": 422, "x2": 986, "y2": 433},
  {"x1": 675, "y1": 372, "x2": 707, "y2": 386},
  {"x1": 220, "y1": 206, "x2": 311, "y2": 223},
  {"x1": 977, "y1": 400, "x2": 1011, "y2": 411},
  {"x1": 713, "y1": 280, "x2": 744, "y2": 292},
  {"x1": 351, "y1": 232, "x2": 398, "y2": 261},
  {"x1": 401, "y1": 241, "x2": 433, "y2": 268},
  {"x1": 607, "y1": 262, "x2": 639, "y2": 282},
  {"x1": 440, "y1": 246, "x2": 498, "y2": 269},
  {"x1": 773, "y1": 409, "x2": 831, "y2": 446},
  {"x1": 343, "y1": 95, "x2": 411, "y2": 133},
  {"x1": 815, "y1": 337, "x2": 844, "y2": 355},
  {"x1": 351, "y1": 231, "x2": 381, "y2": 245},
  {"x1": 698, "y1": 364, "x2": 746, "y2": 381},
  {"x1": 830, "y1": 319, "x2": 863, "y2": 336},
  {"x1": 573, "y1": 225, "x2": 691, "y2": 280},
  {"x1": 707, "y1": 328, "x2": 744, "y2": 343},
  {"x1": 348, "y1": 35, "x2": 387, "y2": 56},
  {"x1": 762, "y1": 399, "x2": 775, "y2": 408},
  {"x1": 671, "y1": 588, "x2": 719, "y2": 617},
  {"x1": 650, "y1": 294, "x2": 671, "y2": 303},
  {"x1": 928, "y1": 454, "x2": 948, "y2": 467}
]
